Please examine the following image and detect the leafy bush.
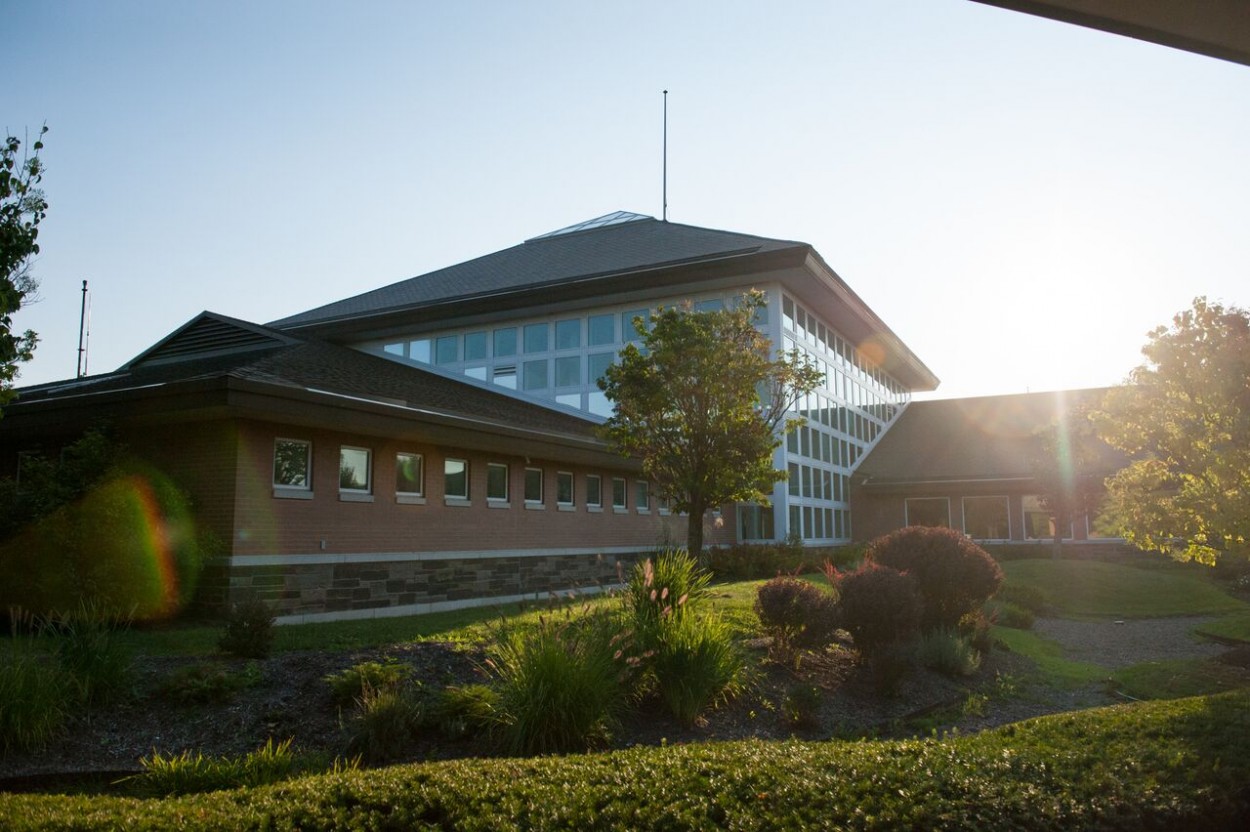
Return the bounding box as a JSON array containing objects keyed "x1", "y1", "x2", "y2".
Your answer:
[
  {"x1": 915, "y1": 628, "x2": 982, "y2": 677},
  {"x1": 488, "y1": 610, "x2": 626, "y2": 755},
  {"x1": 324, "y1": 659, "x2": 412, "y2": 707},
  {"x1": 754, "y1": 577, "x2": 839, "y2": 654},
  {"x1": 344, "y1": 683, "x2": 424, "y2": 763},
  {"x1": 866, "y1": 526, "x2": 1004, "y2": 631},
  {"x1": 834, "y1": 563, "x2": 921, "y2": 656},
  {"x1": 0, "y1": 644, "x2": 75, "y2": 754},
  {"x1": 782, "y1": 682, "x2": 823, "y2": 729},
  {"x1": 997, "y1": 582, "x2": 1047, "y2": 614},
  {"x1": 218, "y1": 597, "x2": 275, "y2": 659},
  {"x1": 155, "y1": 661, "x2": 262, "y2": 705},
  {"x1": 649, "y1": 610, "x2": 746, "y2": 726},
  {"x1": 431, "y1": 683, "x2": 499, "y2": 740}
]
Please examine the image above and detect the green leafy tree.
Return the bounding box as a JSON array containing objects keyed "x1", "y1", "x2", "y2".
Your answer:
[
  {"x1": 0, "y1": 126, "x2": 48, "y2": 410},
  {"x1": 1031, "y1": 403, "x2": 1112, "y2": 557},
  {"x1": 598, "y1": 290, "x2": 822, "y2": 556},
  {"x1": 1091, "y1": 297, "x2": 1250, "y2": 565}
]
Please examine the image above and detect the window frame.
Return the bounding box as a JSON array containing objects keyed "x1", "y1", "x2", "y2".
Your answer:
[
  {"x1": 273, "y1": 438, "x2": 312, "y2": 496},
  {"x1": 338, "y1": 445, "x2": 373, "y2": 498},
  {"x1": 395, "y1": 451, "x2": 425, "y2": 503},
  {"x1": 586, "y1": 474, "x2": 603, "y2": 510},
  {"x1": 556, "y1": 470, "x2": 574, "y2": 508},
  {"x1": 524, "y1": 466, "x2": 544, "y2": 506},
  {"x1": 444, "y1": 458, "x2": 470, "y2": 503},
  {"x1": 487, "y1": 462, "x2": 510, "y2": 504},
  {"x1": 612, "y1": 477, "x2": 627, "y2": 511},
  {"x1": 635, "y1": 480, "x2": 650, "y2": 513}
]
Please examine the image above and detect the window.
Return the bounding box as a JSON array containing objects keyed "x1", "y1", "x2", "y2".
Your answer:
[
  {"x1": 555, "y1": 355, "x2": 581, "y2": 387},
  {"x1": 435, "y1": 335, "x2": 458, "y2": 364},
  {"x1": 557, "y1": 471, "x2": 574, "y2": 506},
  {"x1": 523, "y1": 359, "x2": 548, "y2": 391},
  {"x1": 493, "y1": 366, "x2": 517, "y2": 389},
  {"x1": 587, "y1": 352, "x2": 614, "y2": 384},
  {"x1": 444, "y1": 458, "x2": 469, "y2": 500},
  {"x1": 274, "y1": 439, "x2": 311, "y2": 489},
  {"x1": 612, "y1": 477, "x2": 627, "y2": 509},
  {"x1": 487, "y1": 462, "x2": 509, "y2": 502},
  {"x1": 555, "y1": 319, "x2": 580, "y2": 350},
  {"x1": 339, "y1": 446, "x2": 371, "y2": 494},
  {"x1": 409, "y1": 338, "x2": 432, "y2": 363},
  {"x1": 588, "y1": 314, "x2": 614, "y2": 346},
  {"x1": 636, "y1": 480, "x2": 650, "y2": 511},
  {"x1": 1024, "y1": 494, "x2": 1069, "y2": 540},
  {"x1": 384, "y1": 342, "x2": 403, "y2": 356},
  {"x1": 464, "y1": 331, "x2": 488, "y2": 360},
  {"x1": 395, "y1": 452, "x2": 423, "y2": 496},
  {"x1": 622, "y1": 309, "x2": 647, "y2": 341},
  {"x1": 905, "y1": 497, "x2": 950, "y2": 528},
  {"x1": 524, "y1": 467, "x2": 543, "y2": 503},
  {"x1": 523, "y1": 323, "x2": 548, "y2": 353},
  {"x1": 494, "y1": 327, "x2": 517, "y2": 357},
  {"x1": 739, "y1": 504, "x2": 775, "y2": 540},
  {"x1": 586, "y1": 474, "x2": 602, "y2": 507},
  {"x1": 962, "y1": 496, "x2": 1010, "y2": 540}
]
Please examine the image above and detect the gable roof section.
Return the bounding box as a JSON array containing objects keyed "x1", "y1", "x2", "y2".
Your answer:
[
  {"x1": 268, "y1": 214, "x2": 809, "y2": 333},
  {"x1": 855, "y1": 389, "x2": 1122, "y2": 487},
  {"x1": 122, "y1": 311, "x2": 301, "y2": 369}
]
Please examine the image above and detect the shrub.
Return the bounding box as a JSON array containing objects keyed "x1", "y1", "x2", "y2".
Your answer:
[
  {"x1": 997, "y1": 582, "x2": 1047, "y2": 614},
  {"x1": 325, "y1": 659, "x2": 413, "y2": 708},
  {"x1": 991, "y1": 601, "x2": 1035, "y2": 630},
  {"x1": 916, "y1": 628, "x2": 982, "y2": 677},
  {"x1": 49, "y1": 605, "x2": 134, "y2": 706},
  {"x1": 782, "y1": 682, "x2": 823, "y2": 729},
  {"x1": 865, "y1": 526, "x2": 1004, "y2": 631},
  {"x1": 488, "y1": 610, "x2": 626, "y2": 755},
  {"x1": 0, "y1": 644, "x2": 75, "y2": 754},
  {"x1": 649, "y1": 610, "x2": 746, "y2": 726},
  {"x1": 155, "y1": 661, "x2": 262, "y2": 705},
  {"x1": 835, "y1": 563, "x2": 921, "y2": 656},
  {"x1": 754, "y1": 577, "x2": 840, "y2": 654},
  {"x1": 960, "y1": 609, "x2": 995, "y2": 654},
  {"x1": 431, "y1": 683, "x2": 499, "y2": 740},
  {"x1": 218, "y1": 596, "x2": 275, "y2": 659},
  {"x1": 344, "y1": 683, "x2": 424, "y2": 763}
]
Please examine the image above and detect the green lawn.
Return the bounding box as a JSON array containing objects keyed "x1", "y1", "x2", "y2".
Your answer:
[
  {"x1": 1000, "y1": 559, "x2": 1248, "y2": 619},
  {"x1": 1196, "y1": 610, "x2": 1250, "y2": 644},
  {"x1": 1111, "y1": 658, "x2": 1250, "y2": 700},
  {"x1": 991, "y1": 626, "x2": 1108, "y2": 686}
]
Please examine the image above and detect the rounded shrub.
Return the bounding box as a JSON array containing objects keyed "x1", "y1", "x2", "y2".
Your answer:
[
  {"x1": 218, "y1": 597, "x2": 276, "y2": 659},
  {"x1": 865, "y1": 526, "x2": 1003, "y2": 631},
  {"x1": 835, "y1": 563, "x2": 921, "y2": 656},
  {"x1": 754, "y1": 577, "x2": 840, "y2": 653}
]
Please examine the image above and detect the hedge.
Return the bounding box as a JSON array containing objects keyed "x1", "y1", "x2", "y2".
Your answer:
[{"x1": 2, "y1": 692, "x2": 1247, "y2": 830}]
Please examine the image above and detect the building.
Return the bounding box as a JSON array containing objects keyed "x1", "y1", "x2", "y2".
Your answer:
[{"x1": 0, "y1": 212, "x2": 937, "y2": 620}]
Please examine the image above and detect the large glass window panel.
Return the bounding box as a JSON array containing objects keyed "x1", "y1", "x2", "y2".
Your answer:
[
  {"x1": 588, "y1": 314, "x2": 615, "y2": 346},
  {"x1": 905, "y1": 497, "x2": 950, "y2": 528},
  {"x1": 410, "y1": 339, "x2": 432, "y2": 364},
  {"x1": 493, "y1": 366, "x2": 517, "y2": 389},
  {"x1": 588, "y1": 352, "x2": 614, "y2": 384},
  {"x1": 494, "y1": 328, "x2": 517, "y2": 357},
  {"x1": 788, "y1": 462, "x2": 800, "y2": 497},
  {"x1": 622, "y1": 309, "x2": 648, "y2": 341},
  {"x1": 464, "y1": 331, "x2": 488, "y2": 360},
  {"x1": 435, "y1": 336, "x2": 458, "y2": 364},
  {"x1": 555, "y1": 319, "x2": 580, "y2": 350},
  {"x1": 522, "y1": 359, "x2": 548, "y2": 390},
  {"x1": 963, "y1": 496, "x2": 1010, "y2": 540},
  {"x1": 588, "y1": 391, "x2": 612, "y2": 417},
  {"x1": 523, "y1": 323, "x2": 548, "y2": 353},
  {"x1": 555, "y1": 355, "x2": 581, "y2": 387}
]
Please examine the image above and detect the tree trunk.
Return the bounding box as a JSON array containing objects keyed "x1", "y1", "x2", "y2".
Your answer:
[{"x1": 686, "y1": 494, "x2": 707, "y2": 562}]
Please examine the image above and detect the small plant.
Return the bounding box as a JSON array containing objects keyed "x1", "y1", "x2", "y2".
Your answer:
[
  {"x1": 915, "y1": 628, "x2": 982, "y2": 677},
  {"x1": 431, "y1": 683, "x2": 499, "y2": 740},
  {"x1": 344, "y1": 682, "x2": 424, "y2": 763},
  {"x1": 325, "y1": 659, "x2": 413, "y2": 707},
  {"x1": 218, "y1": 597, "x2": 275, "y2": 659},
  {"x1": 626, "y1": 550, "x2": 712, "y2": 641},
  {"x1": 997, "y1": 582, "x2": 1047, "y2": 614},
  {"x1": 127, "y1": 737, "x2": 353, "y2": 796},
  {"x1": 990, "y1": 600, "x2": 1035, "y2": 630},
  {"x1": 649, "y1": 610, "x2": 746, "y2": 727},
  {"x1": 754, "y1": 577, "x2": 839, "y2": 657},
  {"x1": 49, "y1": 605, "x2": 134, "y2": 706},
  {"x1": 156, "y1": 661, "x2": 262, "y2": 705},
  {"x1": 835, "y1": 563, "x2": 921, "y2": 657},
  {"x1": 0, "y1": 641, "x2": 75, "y2": 754},
  {"x1": 782, "y1": 683, "x2": 823, "y2": 729},
  {"x1": 865, "y1": 526, "x2": 1003, "y2": 632}
]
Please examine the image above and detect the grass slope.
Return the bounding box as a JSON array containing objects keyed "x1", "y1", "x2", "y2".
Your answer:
[{"x1": 3, "y1": 692, "x2": 1246, "y2": 831}]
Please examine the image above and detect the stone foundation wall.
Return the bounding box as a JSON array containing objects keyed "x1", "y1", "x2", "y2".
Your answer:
[{"x1": 198, "y1": 549, "x2": 645, "y2": 623}]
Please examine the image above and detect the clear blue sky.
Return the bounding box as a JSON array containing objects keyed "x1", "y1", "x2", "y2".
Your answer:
[{"x1": 6, "y1": 0, "x2": 1249, "y2": 399}]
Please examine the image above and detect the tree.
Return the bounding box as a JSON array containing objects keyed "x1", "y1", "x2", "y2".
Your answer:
[
  {"x1": 598, "y1": 290, "x2": 822, "y2": 556},
  {"x1": 1091, "y1": 297, "x2": 1250, "y2": 565},
  {"x1": 1, "y1": 126, "x2": 48, "y2": 410},
  {"x1": 1030, "y1": 403, "x2": 1111, "y2": 558}
]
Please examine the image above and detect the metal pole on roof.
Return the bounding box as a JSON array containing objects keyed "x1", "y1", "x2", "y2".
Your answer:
[
  {"x1": 76, "y1": 280, "x2": 88, "y2": 378},
  {"x1": 662, "y1": 89, "x2": 668, "y2": 222}
]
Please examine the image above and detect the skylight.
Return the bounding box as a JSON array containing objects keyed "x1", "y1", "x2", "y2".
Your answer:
[{"x1": 527, "y1": 211, "x2": 654, "y2": 241}]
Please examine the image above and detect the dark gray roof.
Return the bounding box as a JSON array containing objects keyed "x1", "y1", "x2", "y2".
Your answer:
[
  {"x1": 268, "y1": 214, "x2": 809, "y2": 331},
  {"x1": 856, "y1": 389, "x2": 1124, "y2": 486},
  {"x1": 14, "y1": 313, "x2": 600, "y2": 440}
]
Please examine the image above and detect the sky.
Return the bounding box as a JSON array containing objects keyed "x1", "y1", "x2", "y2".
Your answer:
[{"x1": 5, "y1": 0, "x2": 1249, "y2": 400}]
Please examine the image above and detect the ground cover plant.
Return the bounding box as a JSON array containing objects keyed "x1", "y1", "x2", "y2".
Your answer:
[{"x1": 2, "y1": 692, "x2": 1248, "y2": 830}]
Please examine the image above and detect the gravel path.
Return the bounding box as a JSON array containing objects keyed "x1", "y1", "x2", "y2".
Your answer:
[{"x1": 1032, "y1": 615, "x2": 1227, "y2": 669}]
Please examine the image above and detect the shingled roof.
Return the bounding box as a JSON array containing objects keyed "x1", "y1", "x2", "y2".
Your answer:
[
  {"x1": 268, "y1": 213, "x2": 809, "y2": 331},
  {"x1": 855, "y1": 389, "x2": 1123, "y2": 486}
]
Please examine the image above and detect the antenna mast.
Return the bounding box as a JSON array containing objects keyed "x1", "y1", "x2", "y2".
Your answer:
[
  {"x1": 76, "y1": 280, "x2": 89, "y2": 378},
  {"x1": 662, "y1": 89, "x2": 668, "y2": 221}
]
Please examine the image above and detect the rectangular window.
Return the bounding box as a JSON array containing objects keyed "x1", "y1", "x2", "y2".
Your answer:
[
  {"x1": 636, "y1": 480, "x2": 650, "y2": 511},
  {"x1": 524, "y1": 467, "x2": 543, "y2": 503},
  {"x1": 962, "y1": 496, "x2": 1010, "y2": 540},
  {"x1": 339, "y1": 446, "x2": 371, "y2": 493},
  {"x1": 522, "y1": 359, "x2": 548, "y2": 390},
  {"x1": 694, "y1": 298, "x2": 723, "y2": 313},
  {"x1": 273, "y1": 439, "x2": 311, "y2": 489},
  {"x1": 588, "y1": 352, "x2": 614, "y2": 384},
  {"x1": 612, "y1": 477, "x2": 627, "y2": 509},
  {"x1": 586, "y1": 474, "x2": 602, "y2": 507},
  {"x1": 588, "y1": 314, "x2": 615, "y2": 346},
  {"x1": 1023, "y1": 494, "x2": 1069, "y2": 540},
  {"x1": 622, "y1": 309, "x2": 647, "y2": 341},
  {"x1": 487, "y1": 462, "x2": 509, "y2": 502},
  {"x1": 464, "y1": 331, "x2": 488, "y2": 360},
  {"x1": 523, "y1": 323, "x2": 548, "y2": 353},
  {"x1": 554, "y1": 355, "x2": 581, "y2": 387},
  {"x1": 409, "y1": 338, "x2": 432, "y2": 363},
  {"x1": 395, "y1": 452, "x2": 424, "y2": 496},
  {"x1": 557, "y1": 471, "x2": 574, "y2": 506},
  {"x1": 493, "y1": 366, "x2": 517, "y2": 389},
  {"x1": 788, "y1": 462, "x2": 800, "y2": 497},
  {"x1": 435, "y1": 335, "x2": 458, "y2": 364},
  {"x1": 494, "y1": 327, "x2": 517, "y2": 357},
  {"x1": 444, "y1": 458, "x2": 469, "y2": 500},
  {"x1": 555, "y1": 319, "x2": 581, "y2": 350},
  {"x1": 905, "y1": 497, "x2": 950, "y2": 528}
]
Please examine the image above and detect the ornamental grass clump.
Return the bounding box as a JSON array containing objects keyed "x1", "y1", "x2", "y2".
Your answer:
[
  {"x1": 344, "y1": 682, "x2": 425, "y2": 763},
  {"x1": 915, "y1": 627, "x2": 982, "y2": 677},
  {"x1": 325, "y1": 659, "x2": 413, "y2": 708},
  {"x1": 0, "y1": 640, "x2": 75, "y2": 754}
]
